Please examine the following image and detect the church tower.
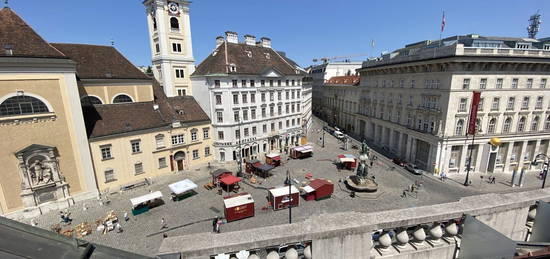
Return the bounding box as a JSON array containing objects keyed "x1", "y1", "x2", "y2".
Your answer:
[{"x1": 144, "y1": 0, "x2": 195, "y2": 97}]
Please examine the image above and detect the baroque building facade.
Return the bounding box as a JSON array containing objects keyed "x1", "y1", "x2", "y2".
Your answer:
[
  {"x1": 191, "y1": 32, "x2": 310, "y2": 163},
  {"x1": 144, "y1": 0, "x2": 195, "y2": 97}
]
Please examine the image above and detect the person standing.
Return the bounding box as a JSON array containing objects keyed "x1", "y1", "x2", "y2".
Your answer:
[
  {"x1": 212, "y1": 217, "x2": 218, "y2": 233},
  {"x1": 161, "y1": 218, "x2": 167, "y2": 229},
  {"x1": 215, "y1": 218, "x2": 222, "y2": 233},
  {"x1": 123, "y1": 212, "x2": 129, "y2": 222}
]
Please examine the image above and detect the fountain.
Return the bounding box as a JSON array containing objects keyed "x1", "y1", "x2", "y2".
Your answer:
[{"x1": 344, "y1": 140, "x2": 379, "y2": 192}]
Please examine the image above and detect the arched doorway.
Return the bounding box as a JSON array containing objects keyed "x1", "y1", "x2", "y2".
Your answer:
[{"x1": 174, "y1": 151, "x2": 186, "y2": 171}]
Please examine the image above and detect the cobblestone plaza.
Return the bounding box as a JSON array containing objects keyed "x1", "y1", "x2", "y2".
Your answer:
[{"x1": 30, "y1": 117, "x2": 546, "y2": 256}]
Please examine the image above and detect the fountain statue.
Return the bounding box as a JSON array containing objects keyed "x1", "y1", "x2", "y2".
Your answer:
[{"x1": 344, "y1": 140, "x2": 378, "y2": 192}]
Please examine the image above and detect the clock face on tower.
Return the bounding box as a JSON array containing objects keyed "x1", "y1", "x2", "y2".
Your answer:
[{"x1": 168, "y1": 2, "x2": 179, "y2": 14}]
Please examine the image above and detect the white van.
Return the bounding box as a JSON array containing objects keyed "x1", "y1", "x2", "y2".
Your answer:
[{"x1": 334, "y1": 131, "x2": 344, "y2": 139}]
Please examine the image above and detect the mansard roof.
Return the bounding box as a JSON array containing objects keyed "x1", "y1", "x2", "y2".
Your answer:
[{"x1": 192, "y1": 42, "x2": 305, "y2": 77}]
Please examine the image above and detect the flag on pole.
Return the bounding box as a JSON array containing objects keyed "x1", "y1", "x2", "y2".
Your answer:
[{"x1": 441, "y1": 11, "x2": 446, "y2": 32}]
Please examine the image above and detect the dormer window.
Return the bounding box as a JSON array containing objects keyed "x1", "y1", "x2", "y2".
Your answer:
[
  {"x1": 544, "y1": 44, "x2": 550, "y2": 50},
  {"x1": 245, "y1": 50, "x2": 252, "y2": 58},
  {"x1": 516, "y1": 43, "x2": 531, "y2": 49},
  {"x1": 229, "y1": 64, "x2": 237, "y2": 72},
  {"x1": 264, "y1": 53, "x2": 270, "y2": 59}
]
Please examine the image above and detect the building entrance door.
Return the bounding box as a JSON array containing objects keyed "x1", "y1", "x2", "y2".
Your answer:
[
  {"x1": 487, "y1": 153, "x2": 497, "y2": 173},
  {"x1": 174, "y1": 151, "x2": 185, "y2": 171}
]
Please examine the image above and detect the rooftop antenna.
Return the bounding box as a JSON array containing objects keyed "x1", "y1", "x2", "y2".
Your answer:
[
  {"x1": 110, "y1": 38, "x2": 115, "y2": 47},
  {"x1": 527, "y1": 10, "x2": 542, "y2": 39}
]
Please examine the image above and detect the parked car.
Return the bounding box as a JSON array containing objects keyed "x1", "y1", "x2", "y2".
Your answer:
[
  {"x1": 405, "y1": 164, "x2": 423, "y2": 175},
  {"x1": 392, "y1": 157, "x2": 405, "y2": 167},
  {"x1": 323, "y1": 126, "x2": 334, "y2": 134},
  {"x1": 277, "y1": 243, "x2": 306, "y2": 257},
  {"x1": 333, "y1": 131, "x2": 345, "y2": 139}
]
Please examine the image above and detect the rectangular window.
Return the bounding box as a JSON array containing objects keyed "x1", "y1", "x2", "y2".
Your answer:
[
  {"x1": 235, "y1": 129, "x2": 240, "y2": 139},
  {"x1": 216, "y1": 111, "x2": 223, "y2": 123},
  {"x1": 462, "y1": 78, "x2": 470, "y2": 89},
  {"x1": 458, "y1": 98, "x2": 468, "y2": 112},
  {"x1": 541, "y1": 79, "x2": 547, "y2": 89},
  {"x1": 263, "y1": 124, "x2": 267, "y2": 133},
  {"x1": 262, "y1": 107, "x2": 266, "y2": 118},
  {"x1": 233, "y1": 94, "x2": 239, "y2": 104},
  {"x1": 496, "y1": 78, "x2": 503, "y2": 89},
  {"x1": 214, "y1": 80, "x2": 221, "y2": 87},
  {"x1": 252, "y1": 126, "x2": 257, "y2": 135},
  {"x1": 172, "y1": 43, "x2": 182, "y2": 52},
  {"x1": 261, "y1": 93, "x2": 266, "y2": 102},
  {"x1": 191, "y1": 131, "x2": 198, "y2": 141},
  {"x1": 177, "y1": 88, "x2": 186, "y2": 96},
  {"x1": 251, "y1": 93, "x2": 255, "y2": 103},
  {"x1": 269, "y1": 80, "x2": 274, "y2": 86},
  {"x1": 250, "y1": 80, "x2": 255, "y2": 87},
  {"x1": 478, "y1": 98, "x2": 484, "y2": 112},
  {"x1": 215, "y1": 95, "x2": 222, "y2": 105},
  {"x1": 507, "y1": 97, "x2": 515, "y2": 110},
  {"x1": 155, "y1": 44, "x2": 160, "y2": 53},
  {"x1": 218, "y1": 131, "x2": 224, "y2": 140},
  {"x1": 277, "y1": 92, "x2": 282, "y2": 100},
  {"x1": 286, "y1": 80, "x2": 290, "y2": 86},
  {"x1": 291, "y1": 91, "x2": 295, "y2": 99},
  {"x1": 175, "y1": 68, "x2": 185, "y2": 78},
  {"x1": 479, "y1": 78, "x2": 487, "y2": 89},
  {"x1": 277, "y1": 80, "x2": 281, "y2": 86},
  {"x1": 271, "y1": 122, "x2": 275, "y2": 131},
  {"x1": 242, "y1": 93, "x2": 247, "y2": 103},
  {"x1": 241, "y1": 80, "x2": 247, "y2": 87},
  {"x1": 286, "y1": 120, "x2": 289, "y2": 127},
  {"x1": 278, "y1": 105, "x2": 282, "y2": 115},
  {"x1": 131, "y1": 140, "x2": 141, "y2": 153},
  {"x1": 234, "y1": 111, "x2": 239, "y2": 122},
  {"x1": 104, "y1": 169, "x2": 116, "y2": 183},
  {"x1": 399, "y1": 79, "x2": 404, "y2": 88},
  {"x1": 205, "y1": 147, "x2": 211, "y2": 156},
  {"x1": 100, "y1": 145, "x2": 112, "y2": 160},
  {"x1": 134, "y1": 162, "x2": 144, "y2": 175},
  {"x1": 292, "y1": 80, "x2": 295, "y2": 86},
  {"x1": 261, "y1": 80, "x2": 265, "y2": 86},
  {"x1": 527, "y1": 78, "x2": 533, "y2": 89},
  {"x1": 491, "y1": 97, "x2": 500, "y2": 111},
  {"x1": 522, "y1": 97, "x2": 530, "y2": 110},
  {"x1": 192, "y1": 150, "x2": 199, "y2": 159},
  {"x1": 270, "y1": 106, "x2": 274, "y2": 116},
  {"x1": 512, "y1": 78, "x2": 518, "y2": 89},
  {"x1": 203, "y1": 128, "x2": 210, "y2": 139},
  {"x1": 159, "y1": 157, "x2": 167, "y2": 168},
  {"x1": 279, "y1": 121, "x2": 283, "y2": 129},
  {"x1": 411, "y1": 80, "x2": 416, "y2": 88},
  {"x1": 171, "y1": 134, "x2": 185, "y2": 145},
  {"x1": 251, "y1": 109, "x2": 256, "y2": 119},
  {"x1": 536, "y1": 96, "x2": 543, "y2": 109},
  {"x1": 232, "y1": 80, "x2": 238, "y2": 88},
  {"x1": 269, "y1": 92, "x2": 274, "y2": 101},
  {"x1": 243, "y1": 110, "x2": 248, "y2": 121},
  {"x1": 156, "y1": 135, "x2": 165, "y2": 149},
  {"x1": 286, "y1": 104, "x2": 289, "y2": 114},
  {"x1": 286, "y1": 91, "x2": 290, "y2": 100}
]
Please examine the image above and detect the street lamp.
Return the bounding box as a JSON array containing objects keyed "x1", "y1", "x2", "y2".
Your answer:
[
  {"x1": 531, "y1": 154, "x2": 549, "y2": 189},
  {"x1": 286, "y1": 170, "x2": 292, "y2": 224}
]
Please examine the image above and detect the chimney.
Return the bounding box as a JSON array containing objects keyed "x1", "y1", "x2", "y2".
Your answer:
[
  {"x1": 215, "y1": 36, "x2": 224, "y2": 48},
  {"x1": 225, "y1": 31, "x2": 238, "y2": 44},
  {"x1": 244, "y1": 34, "x2": 256, "y2": 46},
  {"x1": 260, "y1": 37, "x2": 271, "y2": 48}
]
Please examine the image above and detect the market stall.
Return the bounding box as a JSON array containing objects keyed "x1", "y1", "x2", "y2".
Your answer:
[
  {"x1": 219, "y1": 174, "x2": 242, "y2": 192},
  {"x1": 245, "y1": 159, "x2": 262, "y2": 174},
  {"x1": 268, "y1": 185, "x2": 300, "y2": 211},
  {"x1": 223, "y1": 193, "x2": 255, "y2": 222},
  {"x1": 265, "y1": 153, "x2": 281, "y2": 167},
  {"x1": 130, "y1": 191, "x2": 164, "y2": 215},
  {"x1": 168, "y1": 179, "x2": 198, "y2": 201},
  {"x1": 290, "y1": 145, "x2": 313, "y2": 159},
  {"x1": 302, "y1": 179, "x2": 334, "y2": 201},
  {"x1": 212, "y1": 169, "x2": 233, "y2": 183},
  {"x1": 338, "y1": 154, "x2": 357, "y2": 170}
]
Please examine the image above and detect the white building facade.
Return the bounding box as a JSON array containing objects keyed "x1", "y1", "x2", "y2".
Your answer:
[
  {"x1": 336, "y1": 35, "x2": 550, "y2": 175},
  {"x1": 144, "y1": 0, "x2": 195, "y2": 97},
  {"x1": 191, "y1": 32, "x2": 310, "y2": 163}
]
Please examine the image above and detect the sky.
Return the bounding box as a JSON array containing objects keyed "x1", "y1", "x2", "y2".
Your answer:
[{"x1": 8, "y1": 0, "x2": 550, "y2": 68}]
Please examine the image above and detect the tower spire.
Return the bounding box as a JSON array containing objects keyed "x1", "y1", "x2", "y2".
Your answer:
[{"x1": 4, "y1": 0, "x2": 8, "y2": 8}]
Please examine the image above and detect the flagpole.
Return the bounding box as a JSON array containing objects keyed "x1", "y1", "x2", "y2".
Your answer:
[{"x1": 435, "y1": 11, "x2": 445, "y2": 58}]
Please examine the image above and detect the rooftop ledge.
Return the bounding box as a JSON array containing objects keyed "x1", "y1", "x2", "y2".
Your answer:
[{"x1": 361, "y1": 44, "x2": 550, "y2": 69}]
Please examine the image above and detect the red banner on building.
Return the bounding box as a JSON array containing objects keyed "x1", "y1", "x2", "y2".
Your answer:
[{"x1": 467, "y1": 91, "x2": 481, "y2": 135}]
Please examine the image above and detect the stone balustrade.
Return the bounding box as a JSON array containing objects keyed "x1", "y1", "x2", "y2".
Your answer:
[{"x1": 158, "y1": 188, "x2": 550, "y2": 259}]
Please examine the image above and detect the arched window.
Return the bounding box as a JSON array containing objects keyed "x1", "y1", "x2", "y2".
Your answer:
[
  {"x1": 113, "y1": 94, "x2": 133, "y2": 104},
  {"x1": 170, "y1": 17, "x2": 179, "y2": 30},
  {"x1": 503, "y1": 117, "x2": 512, "y2": 133},
  {"x1": 488, "y1": 118, "x2": 497, "y2": 134},
  {"x1": 81, "y1": 96, "x2": 103, "y2": 106},
  {"x1": 455, "y1": 119, "x2": 464, "y2": 136},
  {"x1": 517, "y1": 116, "x2": 526, "y2": 132},
  {"x1": 0, "y1": 95, "x2": 49, "y2": 117},
  {"x1": 545, "y1": 116, "x2": 550, "y2": 131},
  {"x1": 531, "y1": 116, "x2": 540, "y2": 131}
]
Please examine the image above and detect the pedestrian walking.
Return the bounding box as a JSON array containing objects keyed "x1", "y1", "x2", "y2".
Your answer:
[
  {"x1": 124, "y1": 212, "x2": 129, "y2": 222},
  {"x1": 116, "y1": 223, "x2": 123, "y2": 233},
  {"x1": 161, "y1": 218, "x2": 167, "y2": 229},
  {"x1": 440, "y1": 171, "x2": 446, "y2": 182},
  {"x1": 212, "y1": 217, "x2": 218, "y2": 233},
  {"x1": 489, "y1": 176, "x2": 496, "y2": 184},
  {"x1": 215, "y1": 218, "x2": 222, "y2": 233}
]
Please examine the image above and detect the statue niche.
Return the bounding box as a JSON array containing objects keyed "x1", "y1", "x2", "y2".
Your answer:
[{"x1": 15, "y1": 144, "x2": 70, "y2": 210}]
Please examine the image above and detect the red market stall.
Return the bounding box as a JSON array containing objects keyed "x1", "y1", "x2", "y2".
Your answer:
[
  {"x1": 219, "y1": 174, "x2": 242, "y2": 192},
  {"x1": 245, "y1": 159, "x2": 275, "y2": 178},
  {"x1": 268, "y1": 185, "x2": 299, "y2": 211},
  {"x1": 302, "y1": 179, "x2": 334, "y2": 201},
  {"x1": 290, "y1": 145, "x2": 313, "y2": 159},
  {"x1": 223, "y1": 193, "x2": 255, "y2": 222},
  {"x1": 265, "y1": 153, "x2": 282, "y2": 167},
  {"x1": 338, "y1": 154, "x2": 357, "y2": 170},
  {"x1": 245, "y1": 159, "x2": 262, "y2": 174},
  {"x1": 212, "y1": 169, "x2": 232, "y2": 183}
]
